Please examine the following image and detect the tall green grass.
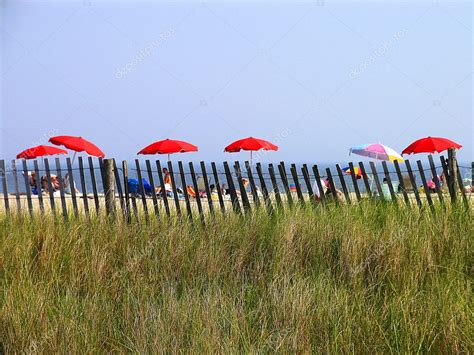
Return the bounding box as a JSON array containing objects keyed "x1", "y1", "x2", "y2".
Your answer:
[{"x1": 1, "y1": 204, "x2": 472, "y2": 352}]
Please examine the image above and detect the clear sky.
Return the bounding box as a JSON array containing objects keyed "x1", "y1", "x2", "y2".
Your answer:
[{"x1": 1, "y1": 0, "x2": 472, "y2": 163}]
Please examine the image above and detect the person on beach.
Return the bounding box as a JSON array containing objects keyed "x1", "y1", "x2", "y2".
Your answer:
[
  {"x1": 312, "y1": 178, "x2": 342, "y2": 202},
  {"x1": 163, "y1": 168, "x2": 171, "y2": 186},
  {"x1": 41, "y1": 174, "x2": 60, "y2": 194},
  {"x1": 221, "y1": 179, "x2": 249, "y2": 196},
  {"x1": 63, "y1": 173, "x2": 80, "y2": 195},
  {"x1": 23, "y1": 171, "x2": 40, "y2": 195},
  {"x1": 156, "y1": 168, "x2": 173, "y2": 196},
  {"x1": 312, "y1": 178, "x2": 327, "y2": 202}
]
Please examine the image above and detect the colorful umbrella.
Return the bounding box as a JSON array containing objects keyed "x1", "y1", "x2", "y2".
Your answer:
[
  {"x1": 342, "y1": 166, "x2": 362, "y2": 179},
  {"x1": 16, "y1": 145, "x2": 68, "y2": 160},
  {"x1": 49, "y1": 135, "x2": 105, "y2": 158},
  {"x1": 137, "y1": 139, "x2": 198, "y2": 160},
  {"x1": 402, "y1": 136, "x2": 462, "y2": 155},
  {"x1": 224, "y1": 137, "x2": 278, "y2": 164},
  {"x1": 349, "y1": 143, "x2": 403, "y2": 162}
]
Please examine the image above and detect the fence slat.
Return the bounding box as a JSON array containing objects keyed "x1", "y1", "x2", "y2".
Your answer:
[
  {"x1": 200, "y1": 161, "x2": 214, "y2": 216},
  {"x1": 21, "y1": 159, "x2": 33, "y2": 217},
  {"x1": 98, "y1": 157, "x2": 106, "y2": 196},
  {"x1": 156, "y1": 160, "x2": 170, "y2": 218},
  {"x1": 234, "y1": 161, "x2": 251, "y2": 213},
  {"x1": 210, "y1": 162, "x2": 225, "y2": 214},
  {"x1": 358, "y1": 162, "x2": 372, "y2": 200},
  {"x1": 167, "y1": 161, "x2": 181, "y2": 218},
  {"x1": 405, "y1": 160, "x2": 422, "y2": 210},
  {"x1": 301, "y1": 164, "x2": 314, "y2": 204},
  {"x1": 66, "y1": 158, "x2": 79, "y2": 219},
  {"x1": 135, "y1": 159, "x2": 149, "y2": 223},
  {"x1": 369, "y1": 162, "x2": 383, "y2": 199},
  {"x1": 145, "y1": 160, "x2": 159, "y2": 218},
  {"x1": 78, "y1": 157, "x2": 90, "y2": 218},
  {"x1": 325, "y1": 167, "x2": 339, "y2": 205},
  {"x1": 0, "y1": 160, "x2": 9, "y2": 213},
  {"x1": 88, "y1": 157, "x2": 100, "y2": 216},
  {"x1": 348, "y1": 162, "x2": 361, "y2": 202},
  {"x1": 472, "y1": 162, "x2": 474, "y2": 189},
  {"x1": 44, "y1": 158, "x2": 56, "y2": 216},
  {"x1": 381, "y1": 161, "x2": 397, "y2": 205},
  {"x1": 440, "y1": 156, "x2": 454, "y2": 203},
  {"x1": 290, "y1": 164, "x2": 305, "y2": 205},
  {"x1": 336, "y1": 164, "x2": 351, "y2": 204},
  {"x1": 393, "y1": 160, "x2": 410, "y2": 207},
  {"x1": 122, "y1": 160, "x2": 132, "y2": 223},
  {"x1": 312, "y1": 165, "x2": 326, "y2": 205},
  {"x1": 55, "y1": 158, "x2": 69, "y2": 221},
  {"x1": 245, "y1": 161, "x2": 260, "y2": 208},
  {"x1": 223, "y1": 161, "x2": 241, "y2": 214},
  {"x1": 178, "y1": 161, "x2": 193, "y2": 221},
  {"x1": 33, "y1": 160, "x2": 44, "y2": 214},
  {"x1": 268, "y1": 164, "x2": 282, "y2": 208},
  {"x1": 11, "y1": 160, "x2": 21, "y2": 214},
  {"x1": 278, "y1": 163, "x2": 293, "y2": 208},
  {"x1": 113, "y1": 159, "x2": 125, "y2": 219},
  {"x1": 427, "y1": 155, "x2": 444, "y2": 208},
  {"x1": 103, "y1": 159, "x2": 116, "y2": 218},
  {"x1": 256, "y1": 162, "x2": 273, "y2": 214},
  {"x1": 447, "y1": 149, "x2": 457, "y2": 203},
  {"x1": 189, "y1": 162, "x2": 205, "y2": 224},
  {"x1": 417, "y1": 160, "x2": 434, "y2": 214},
  {"x1": 456, "y1": 164, "x2": 469, "y2": 210}
]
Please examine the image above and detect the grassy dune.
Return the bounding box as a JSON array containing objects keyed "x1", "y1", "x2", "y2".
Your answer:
[{"x1": 1, "y1": 204, "x2": 472, "y2": 352}]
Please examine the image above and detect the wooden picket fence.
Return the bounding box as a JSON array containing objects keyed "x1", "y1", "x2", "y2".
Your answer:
[{"x1": 0, "y1": 152, "x2": 472, "y2": 223}]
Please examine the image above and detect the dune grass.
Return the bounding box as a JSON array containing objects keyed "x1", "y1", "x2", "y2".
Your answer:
[{"x1": 0, "y1": 203, "x2": 472, "y2": 353}]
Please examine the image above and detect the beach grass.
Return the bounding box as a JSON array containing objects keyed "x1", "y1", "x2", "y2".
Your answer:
[{"x1": 0, "y1": 203, "x2": 472, "y2": 353}]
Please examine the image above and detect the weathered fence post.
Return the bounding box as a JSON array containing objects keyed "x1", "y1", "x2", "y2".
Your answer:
[
  {"x1": 417, "y1": 160, "x2": 435, "y2": 214},
  {"x1": 447, "y1": 148, "x2": 457, "y2": 202},
  {"x1": 256, "y1": 162, "x2": 273, "y2": 214},
  {"x1": 11, "y1": 160, "x2": 21, "y2": 214},
  {"x1": 381, "y1": 161, "x2": 397, "y2": 205},
  {"x1": 427, "y1": 155, "x2": 444, "y2": 209},
  {"x1": 312, "y1": 165, "x2": 326, "y2": 205},
  {"x1": 471, "y1": 162, "x2": 474, "y2": 189},
  {"x1": 103, "y1": 159, "x2": 116, "y2": 218},
  {"x1": 393, "y1": 160, "x2": 410, "y2": 207},
  {"x1": 33, "y1": 160, "x2": 44, "y2": 214},
  {"x1": 0, "y1": 160, "x2": 9, "y2": 214},
  {"x1": 359, "y1": 162, "x2": 372, "y2": 200},
  {"x1": 348, "y1": 162, "x2": 361, "y2": 202},
  {"x1": 405, "y1": 160, "x2": 422, "y2": 210},
  {"x1": 78, "y1": 157, "x2": 90, "y2": 219},
  {"x1": 122, "y1": 160, "x2": 132, "y2": 223},
  {"x1": 336, "y1": 164, "x2": 351, "y2": 204}
]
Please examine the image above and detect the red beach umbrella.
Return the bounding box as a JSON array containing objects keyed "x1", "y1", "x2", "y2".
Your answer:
[
  {"x1": 224, "y1": 137, "x2": 278, "y2": 163},
  {"x1": 138, "y1": 139, "x2": 198, "y2": 160},
  {"x1": 16, "y1": 145, "x2": 68, "y2": 160},
  {"x1": 49, "y1": 135, "x2": 105, "y2": 158},
  {"x1": 402, "y1": 137, "x2": 462, "y2": 155}
]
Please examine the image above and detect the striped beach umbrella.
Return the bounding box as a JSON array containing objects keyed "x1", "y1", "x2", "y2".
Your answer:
[{"x1": 349, "y1": 143, "x2": 403, "y2": 162}]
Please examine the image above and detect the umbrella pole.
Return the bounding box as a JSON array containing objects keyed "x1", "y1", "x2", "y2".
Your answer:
[
  {"x1": 250, "y1": 151, "x2": 253, "y2": 167},
  {"x1": 167, "y1": 154, "x2": 170, "y2": 162},
  {"x1": 72, "y1": 151, "x2": 77, "y2": 165}
]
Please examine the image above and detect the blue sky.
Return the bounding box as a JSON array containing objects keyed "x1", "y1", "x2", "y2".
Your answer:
[{"x1": 1, "y1": 0, "x2": 472, "y2": 163}]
